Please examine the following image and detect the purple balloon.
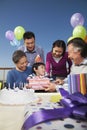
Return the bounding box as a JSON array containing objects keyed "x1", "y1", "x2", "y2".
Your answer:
[
  {"x1": 70, "y1": 13, "x2": 84, "y2": 28},
  {"x1": 5, "y1": 30, "x2": 14, "y2": 41}
]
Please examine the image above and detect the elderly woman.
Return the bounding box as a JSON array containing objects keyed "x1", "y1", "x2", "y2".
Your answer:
[{"x1": 6, "y1": 50, "x2": 32, "y2": 89}]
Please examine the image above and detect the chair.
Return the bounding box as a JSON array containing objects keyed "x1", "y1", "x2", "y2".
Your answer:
[{"x1": 0, "y1": 67, "x2": 14, "y2": 89}]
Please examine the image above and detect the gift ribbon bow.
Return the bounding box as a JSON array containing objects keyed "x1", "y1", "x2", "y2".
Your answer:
[{"x1": 22, "y1": 88, "x2": 87, "y2": 130}]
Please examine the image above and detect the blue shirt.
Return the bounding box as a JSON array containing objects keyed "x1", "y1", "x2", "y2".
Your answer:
[
  {"x1": 18, "y1": 44, "x2": 44, "y2": 66},
  {"x1": 6, "y1": 66, "x2": 32, "y2": 89}
]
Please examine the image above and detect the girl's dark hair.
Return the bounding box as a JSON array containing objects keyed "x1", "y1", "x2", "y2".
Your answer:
[
  {"x1": 52, "y1": 40, "x2": 66, "y2": 56},
  {"x1": 32, "y1": 62, "x2": 45, "y2": 74},
  {"x1": 12, "y1": 50, "x2": 26, "y2": 63},
  {"x1": 67, "y1": 37, "x2": 87, "y2": 58}
]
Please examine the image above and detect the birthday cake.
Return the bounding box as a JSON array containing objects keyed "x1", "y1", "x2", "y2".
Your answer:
[
  {"x1": 27, "y1": 76, "x2": 50, "y2": 90},
  {"x1": 0, "y1": 88, "x2": 37, "y2": 105}
]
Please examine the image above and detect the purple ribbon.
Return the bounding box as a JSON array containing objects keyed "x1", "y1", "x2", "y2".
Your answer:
[
  {"x1": 22, "y1": 88, "x2": 87, "y2": 130},
  {"x1": 59, "y1": 88, "x2": 69, "y2": 97},
  {"x1": 73, "y1": 106, "x2": 87, "y2": 119},
  {"x1": 22, "y1": 107, "x2": 72, "y2": 130},
  {"x1": 59, "y1": 88, "x2": 87, "y2": 107},
  {"x1": 59, "y1": 88, "x2": 87, "y2": 104}
]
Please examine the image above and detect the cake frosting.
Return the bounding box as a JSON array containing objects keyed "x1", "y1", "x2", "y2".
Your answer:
[{"x1": 0, "y1": 88, "x2": 37, "y2": 105}]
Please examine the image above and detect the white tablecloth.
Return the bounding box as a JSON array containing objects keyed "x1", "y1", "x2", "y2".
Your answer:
[{"x1": 0, "y1": 104, "x2": 25, "y2": 130}]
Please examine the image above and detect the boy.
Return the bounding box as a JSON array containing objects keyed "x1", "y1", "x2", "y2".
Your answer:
[{"x1": 27, "y1": 62, "x2": 51, "y2": 91}]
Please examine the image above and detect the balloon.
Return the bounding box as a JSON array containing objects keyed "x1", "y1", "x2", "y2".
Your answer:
[
  {"x1": 10, "y1": 38, "x2": 21, "y2": 47},
  {"x1": 14, "y1": 26, "x2": 25, "y2": 40},
  {"x1": 5, "y1": 30, "x2": 14, "y2": 41},
  {"x1": 84, "y1": 35, "x2": 87, "y2": 43},
  {"x1": 10, "y1": 41, "x2": 16, "y2": 46},
  {"x1": 70, "y1": 13, "x2": 84, "y2": 28},
  {"x1": 67, "y1": 36, "x2": 76, "y2": 42},
  {"x1": 72, "y1": 25, "x2": 86, "y2": 39}
]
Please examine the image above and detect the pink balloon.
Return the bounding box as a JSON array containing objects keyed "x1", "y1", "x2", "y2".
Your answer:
[
  {"x1": 5, "y1": 30, "x2": 14, "y2": 41},
  {"x1": 70, "y1": 13, "x2": 84, "y2": 28}
]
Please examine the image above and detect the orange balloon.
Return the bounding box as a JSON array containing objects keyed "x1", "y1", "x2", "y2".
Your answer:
[{"x1": 84, "y1": 35, "x2": 87, "y2": 43}]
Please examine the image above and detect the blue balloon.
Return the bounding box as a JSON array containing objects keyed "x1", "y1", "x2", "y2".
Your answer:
[{"x1": 10, "y1": 38, "x2": 21, "y2": 47}]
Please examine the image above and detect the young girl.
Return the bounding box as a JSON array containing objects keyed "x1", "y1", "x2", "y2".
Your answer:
[{"x1": 46, "y1": 40, "x2": 72, "y2": 80}]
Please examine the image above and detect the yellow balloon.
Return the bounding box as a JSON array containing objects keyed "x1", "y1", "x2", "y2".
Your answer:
[
  {"x1": 72, "y1": 25, "x2": 86, "y2": 40},
  {"x1": 67, "y1": 36, "x2": 75, "y2": 42},
  {"x1": 14, "y1": 26, "x2": 25, "y2": 40}
]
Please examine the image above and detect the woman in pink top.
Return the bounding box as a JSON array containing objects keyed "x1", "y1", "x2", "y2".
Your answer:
[{"x1": 46, "y1": 40, "x2": 72, "y2": 80}]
